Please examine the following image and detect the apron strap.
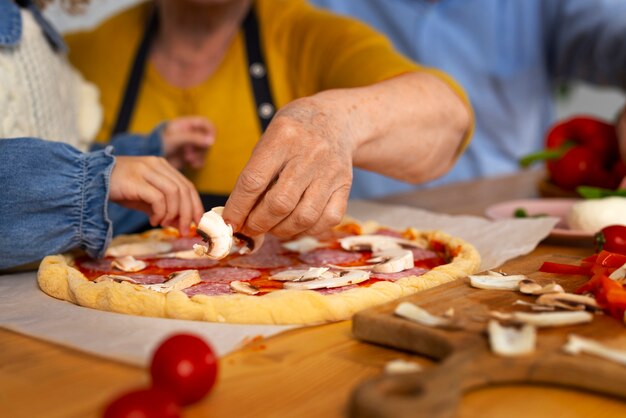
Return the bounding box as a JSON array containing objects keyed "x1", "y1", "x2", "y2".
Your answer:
[
  {"x1": 242, "y1": 8, "x2": 276, "y2": 132},
  {"x1": 111, "y1": 5, "x2": 275, "y2": 135},
  {"x1": 111, "y1": 10, "x2": 158, "y2": 136}
]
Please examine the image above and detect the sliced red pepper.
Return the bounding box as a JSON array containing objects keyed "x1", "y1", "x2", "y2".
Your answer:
[
  {"x1": 538, "y1": 261, "x2": 591, "y2": 276},
  {"x1": 598, "y1": 275, "x2": 626, "y2": 320},
  {"x1": 590, "y1": 263, "x2": 615, "y2": 277},
  {"x1": 595, "y1": 250, "x2": 626, "y2": 268},
  {"x1": 575, "y1": 273, "x2": 603, "y2": 295},
  {"x1": 580, "y1": 253, "x2": 598, "y2": 270}
]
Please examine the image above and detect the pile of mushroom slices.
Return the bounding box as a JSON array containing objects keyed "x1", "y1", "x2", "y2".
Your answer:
[
  {"x1": 95, "y1": 240, "x2": 208, "y2": 294},
  {"x1": 240, "y1": 234, "x2": 426, "y2": 294},
  {"x1": 391, "y1": 271, "x2": 626, "y2": 367},
  {"x1": 469, "y1": 270, "x2": 602, "y2": 357}
]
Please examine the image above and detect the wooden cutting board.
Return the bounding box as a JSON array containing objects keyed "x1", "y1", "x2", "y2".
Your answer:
[{"x1": 349, "y1": 253, "x2": 626, "y2": 418}]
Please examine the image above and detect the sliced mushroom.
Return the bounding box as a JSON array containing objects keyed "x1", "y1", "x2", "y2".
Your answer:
[
  {"x1": 282, "y1": 237, "x2": 326, "y2": 253},
  {"x1": 513, "y1": 300, "x2": 556, "y2": 311},
  {"x1": 384, "y1": 359, "x2": 423, "y2": 374},
  {"x1": 283, "y1": 270, "x2": 370, "y2": 290},
  {"x1": 339, "y1": 235, "x2": 403, "y2": 252},
  {"x1": 156, "y1": 250, "x2": 205, "y2": 260},
  {"x1": 491, "y1": 310, "x2": 593, "y2": 328},
  {"x1": 371, "y1": 249, "x2": 414, "y2": 274},
  {"x1": 394, "y1": 302, "x2": 458, "y2": 329},
  {"x1": 93, "y1": 274, "x2": 141, "y2": 284},
  {"x1": 519, "y1": 279, "x2": 565, "y2": 295},
  {"x1": 193, "y1": 207, "x2": 234, "y2": 260},
  {"x1": 233, "y1": 232, "x2": 265, "y2": 255},
  {"x1": 609, "y1": 263, "x2": 626, "y2": 281},
  {"x1": 469, "y1": 274, "x2": 528, "y2": 290},
  {"x1": 488, "y1": 320, "x2": 536, "y2": 357},
  {"x1": 230, "y1": 280, "x2": 260, "y2": 295},
  {"x1": 270, "y1": 267, "x2": 333, "y2": 282},
  {"x1": 142, "y1": 269, "x2": 201, "y2": 293},
  {"x1": 563, "y1": 334, "x2": 626, "y2": 366},
  {"x1": 536, "y1": 293, "x2": 600, "y2": 311},
  {"x1": 111, "y1": 255, "x2": 147, "y2": 272},
  {"x1": 105, "y1": 241, "x2": 173, "y2": 258}
]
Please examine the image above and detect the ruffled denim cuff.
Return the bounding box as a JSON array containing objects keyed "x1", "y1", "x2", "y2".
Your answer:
[{"x1": 80, "y1": 146, "x2": 115, "y2": 259}]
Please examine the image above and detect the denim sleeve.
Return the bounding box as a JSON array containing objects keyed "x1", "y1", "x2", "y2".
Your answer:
[
  {"x1": 0, "y1": 138, "x2": 114, "y2": 269},
  {"x1": 547, "y1": 0, "x2": 626, "y2": 88},
  {"x1": 89, "y1": 124, "x2": 165, "y2": 156}
]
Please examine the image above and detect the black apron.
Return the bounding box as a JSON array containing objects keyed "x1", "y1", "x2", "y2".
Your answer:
[{"x1": 112, "y1": 6, "x2": 276, "y2": 210}]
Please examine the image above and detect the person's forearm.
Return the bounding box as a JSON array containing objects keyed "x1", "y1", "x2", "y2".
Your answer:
[
  {"x1": 0, "y1": 138, "x2": 114, "y2": 269},
  {"x1": 309, "y1": 71, "x2": 471, "y2": 183}
]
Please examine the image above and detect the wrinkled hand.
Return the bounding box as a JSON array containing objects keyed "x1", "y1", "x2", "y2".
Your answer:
[
  {"x1": 223, "y1": 98, "x2": 354, "y2": 238},
  {"x1": 162, "y1": 116, "x2": 215, "y2": 170},
  {"x1": 110, "y1": 156, "x2": 204, "y2": 234}
]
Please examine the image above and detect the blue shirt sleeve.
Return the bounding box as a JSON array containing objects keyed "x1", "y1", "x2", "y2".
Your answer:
[
  {"x1": 0, "y1": 138, "x2": 114, "y2": 269},
  {"x1": 89, "y1": 124, "x2": 165, "y2": 156},
  {"x1": 548, "y1": 0, "x2": 626, "y2": 88}
]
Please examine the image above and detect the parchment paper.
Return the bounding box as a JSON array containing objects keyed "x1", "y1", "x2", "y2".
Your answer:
[{"x1": 0, "y1": 201, "x2": 558, "y2": 367}]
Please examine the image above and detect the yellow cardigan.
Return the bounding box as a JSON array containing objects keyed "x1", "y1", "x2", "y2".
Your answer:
[{"x1": 67, "y1": 0, "x2": 470, "y2": 195}]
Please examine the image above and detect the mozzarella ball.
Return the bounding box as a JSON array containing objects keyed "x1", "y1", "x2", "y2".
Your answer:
[{"x1": 566, "y1": 197, "x2": 626, "y2": 233}]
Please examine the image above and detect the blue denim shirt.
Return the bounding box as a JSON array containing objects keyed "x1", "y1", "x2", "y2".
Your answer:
[
  {"x1": 311, "y1": 0, "x2": 626, "y2": 198},
  {"x1": 0, "y1": 0, "x2": 162, "y2": 269}
]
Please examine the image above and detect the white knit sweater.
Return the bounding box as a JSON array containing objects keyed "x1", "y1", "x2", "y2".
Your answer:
[{"x1": 0, "y1": 9, "x2": 102, "y2": 151}]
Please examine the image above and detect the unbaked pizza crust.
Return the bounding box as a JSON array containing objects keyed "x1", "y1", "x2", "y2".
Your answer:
[{"x1": 37, "y1": 224, "x2": 480, "y2": 325}]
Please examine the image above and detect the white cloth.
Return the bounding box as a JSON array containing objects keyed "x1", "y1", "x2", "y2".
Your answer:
[{"x1": 0, "y1": 9, "x2": 101, "y2": 150}]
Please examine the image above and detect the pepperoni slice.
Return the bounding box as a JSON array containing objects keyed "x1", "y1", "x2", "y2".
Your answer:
[
  {"x1": 184, "y1": 282, "x2": 232, "y2": 297},
  {"x1": 199, "y1": 267, "x2": 261, "y2": 283},
  {"x1": 227, "y1": 253, "x2": 295, "y2": 269},
  {"x1": 255, "y1": 235, "x2": 283, "y2": 254},
  {"x1": 153, "y1": 258, "x2": 219, "y2": 270},
  {"x1": 78, "y1": 258, "x2": 113, "y2": 273},
  {"x1": 409, "y1": 248, "x2": 438, "y2": 261},
  {"x1": 169, "y1": 236, "x2": 205, "y2": 251},
  {"x1": 298, "y1": 249, "x2": 366, "y2": 267},
  {"x1": 126, "y1": 274, "x2": 167, "y2": 284},
  {"x1": 370, "y1": 267, "x2": 428, "y2": 281}
]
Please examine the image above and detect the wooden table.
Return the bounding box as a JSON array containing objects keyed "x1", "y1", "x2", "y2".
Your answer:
[{"x1": 2, "y1": 170, "x2": 626, "y2": 418}]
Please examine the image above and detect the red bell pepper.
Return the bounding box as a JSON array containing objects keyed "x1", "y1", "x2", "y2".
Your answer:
[
  {"x1": 519, "y1": 115, "x2": 622, "y2": 190},
  {"x1": 538, "y1": 261, "x2": 591, "y2": 276}
]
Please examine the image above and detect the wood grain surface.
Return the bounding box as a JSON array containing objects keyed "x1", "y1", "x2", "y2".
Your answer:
[
  {"x1": 2, "y1": 171, "x2": 626, "y2": 418},
  {"x1": 351, "y1": 250, "x2": 626, "y2": 418}
]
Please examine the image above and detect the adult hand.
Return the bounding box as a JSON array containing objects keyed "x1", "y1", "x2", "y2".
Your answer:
[
  {"x1": 162, "y1": 116, "x2": 215, "y2": 170},
  {"x1": 223, "y1": 97, "x2": 354, "y2": 239},
  {"x1": 110, "y1": 156, "x2": 204, "y2": 235}
]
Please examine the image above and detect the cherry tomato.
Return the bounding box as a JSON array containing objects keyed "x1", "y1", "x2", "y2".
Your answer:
[
  {"x1": 596, "y1": 225, "x2": 626, "y2": 255},
  {"x1": 103, "y1": 387, "x2": 181, "y2": 418},
  {"x1": 150, "y1": 334, "x2": 218, "y2": 405}
]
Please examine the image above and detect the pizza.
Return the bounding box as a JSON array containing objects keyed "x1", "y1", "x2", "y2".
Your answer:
[{"x1": 37, "y1": 216, "x2": 480, "y2": 325}]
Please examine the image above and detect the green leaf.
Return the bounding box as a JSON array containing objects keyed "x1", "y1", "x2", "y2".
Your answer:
[{"x1": 576, "y1": 186, "x2": 626, "y2": 199}]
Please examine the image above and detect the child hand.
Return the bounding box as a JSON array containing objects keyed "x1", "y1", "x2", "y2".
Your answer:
[
  {"x1": 162, "y1": 116, "x2": 215, "y2": 170},
  {"x1": 109, "y1": 156, "x2": 204, "y2": 235}
]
